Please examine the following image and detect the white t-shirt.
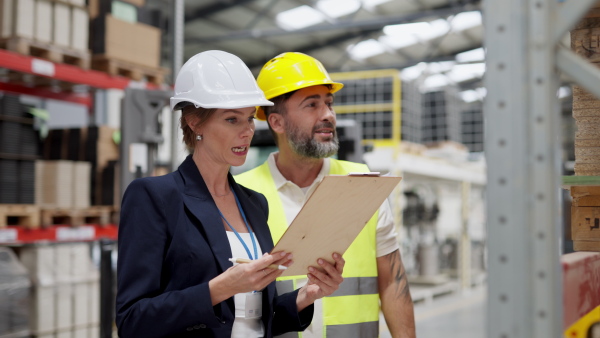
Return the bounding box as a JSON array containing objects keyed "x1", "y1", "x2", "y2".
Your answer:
[
  {"x1": 226, "y1": 231, "x2": 265, "y2": 338},
  {"x1": 266, "y1": 153, "x2": 400, "y2": 257},
  {"x1": 265, "y1": 153, "x2": 400, "y2": 338}
]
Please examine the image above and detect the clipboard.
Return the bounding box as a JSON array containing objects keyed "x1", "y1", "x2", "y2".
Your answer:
[{"x1": 271, "y1": 173, "x2": 402, "y2": 277}]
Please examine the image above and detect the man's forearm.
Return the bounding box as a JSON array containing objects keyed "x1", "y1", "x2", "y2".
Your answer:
[{"x1": 377, "y1": 250, "x2": 416, "y2": 338}]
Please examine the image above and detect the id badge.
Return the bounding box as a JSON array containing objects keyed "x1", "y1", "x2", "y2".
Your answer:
[{"x1": 245, "y1": 292, "x2": 262, "y2": 319}]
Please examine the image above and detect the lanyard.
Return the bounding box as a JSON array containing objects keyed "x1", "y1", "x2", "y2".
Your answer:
[{"x1": 218, "y1": 186, "x2": 258, "y2": 260}]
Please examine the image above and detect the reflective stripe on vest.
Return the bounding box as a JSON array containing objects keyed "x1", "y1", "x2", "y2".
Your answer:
[
  {"x1": 276, "y1": 277, "x2": 378, "y2": 297},
  {"x1": 235, "y1": 158, "x2": 381, "y2": 338},
  {"x1": 326, "y1": 321, "x2": 379, "y2": 338}
]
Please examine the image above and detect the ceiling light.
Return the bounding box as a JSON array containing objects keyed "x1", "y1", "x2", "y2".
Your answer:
[
  {"x1": 456, "y1": 48, "x2": 485, "y2": 63},
  {"x1": 447, "y1": 63, "x2": 486, "y2": 83},
  {"x1": 347, "y1": 39, "x2": 386, "y2": 60},
  {"x1": 450, "y1": 11, "x2": 482, "y2": 31},
  {"x1": 317, "y1": 0, "x2": 361, "y2": 18},
  {"x1": 422, "y1": 74, "x2": 450, "y2": 90},
  {"x1": 460, "y1": 89, "x2": 481, "y2": 103},
  {"x1": 276, "y1": 5, "x2": 325, "y2": 30},
  {"x1": 361, "y1": 0, "x2": 392, "y2": 10}
]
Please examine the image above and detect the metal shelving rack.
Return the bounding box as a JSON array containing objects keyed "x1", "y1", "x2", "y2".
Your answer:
[{"x1": 484, "y1": 0, "x2": 600, "y2": 336}]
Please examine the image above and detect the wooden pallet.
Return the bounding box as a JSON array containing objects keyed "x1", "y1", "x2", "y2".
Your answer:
[
  {"x1": 91, "y1": 55, "x2": 168, "y2": 85},
  {"x1": 0, "y1": 37, "x2": 90, "y2": 69},
  {"x1": 0, "y1": 204, "x2": 40, "y2": 228},
  {"x1": 41, "y1": 206, "x2": 117, "y2": 227}
]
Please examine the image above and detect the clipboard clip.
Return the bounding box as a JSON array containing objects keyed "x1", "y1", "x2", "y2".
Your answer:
[{"x1": 348, "y1": 172, "x2": 381, "y2": 177}]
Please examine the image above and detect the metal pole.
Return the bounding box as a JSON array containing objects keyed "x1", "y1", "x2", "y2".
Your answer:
[
  {"x1": 171, "y1": 0, "x2": 184, "y2": 171},
  {"x1": 459, "y1": 181, "x2": 471, "y2": 291},
  {"x1": 484, "y1": 0, "x2": 563, "y2": 336},
  {"x1": 100, "y1": 239, "x2": 116, "y2": 338}
]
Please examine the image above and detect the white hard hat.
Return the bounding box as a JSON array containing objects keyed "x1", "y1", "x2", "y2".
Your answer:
[{"x1": 170, "y1": 50, "x2": 274, "y2": 110}]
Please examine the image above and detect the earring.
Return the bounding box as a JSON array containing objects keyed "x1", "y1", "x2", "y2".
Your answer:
[{"x1": 196, "y1": 134, "x2": 202, "y2": 141}]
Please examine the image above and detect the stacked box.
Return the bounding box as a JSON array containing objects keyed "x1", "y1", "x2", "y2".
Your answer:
[
  {"x1": 35, "y1": 160, "x2": 74, "y2": 209},
  {"x1": 86, "y1": 126, "x2": 119, "y2": 206},
  {"x1": 91, "y1": 14, "x2": 160, "y2": 68},
  {"x1": 41, "y1": 126, "x2": 120, "y2": 207},
  {"x1": 0, "y1": 0, "x2": 35, "y2": 39},
  {"x1": 89, "y1": 0, "x2": 161, "y2": 69},
  {"x1": 72, "y1": 162, "x2": 91, "y2": 209},
  {"x1": 571, "y1": 186, "x2": 600, "y2": 251},
  {"x1": 0, "y1": 159, "x2": 18, "y2": 204},
  {"x1": 19, "y1": 244, "x2": 101, "y2": 336},
  {"x1": 70, "y1": 6, "x2": 89, "y2": 52},
  {"x1": 0, "y1": 121, "x2": 21, "y2": 154},
  {"x1": 52, "y1": 1, "x2": 71, "y2": 48},
  {"x1": 34, "y1": 0, "x2": 53, "y2": 43},
  {"x1": 19, "y1": 159, "x2": 35, "y2": 204},
  {"x1": 0, "y1": 247, "x2": 31, "y2": 337}
]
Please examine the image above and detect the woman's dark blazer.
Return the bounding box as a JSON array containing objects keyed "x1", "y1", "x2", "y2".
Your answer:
[{"x1": 115, "y1": 155, "x2": 313, "y2": 337}]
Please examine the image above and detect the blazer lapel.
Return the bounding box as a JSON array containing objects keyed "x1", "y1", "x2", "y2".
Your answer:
[
  {"x1": 179, "y1": 156, "x2": 232, "y2": 273},
  {"x1": 230, "y1": 177, "x2": 274, "y2": 255}
]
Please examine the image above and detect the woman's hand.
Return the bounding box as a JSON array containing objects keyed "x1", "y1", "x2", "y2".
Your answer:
[
  {"x1": 296, "y1": 252, "x2": 345, "y2": 311},
  {"x1": 208, "y1": 252, "x2": 293, "y2": 305}
]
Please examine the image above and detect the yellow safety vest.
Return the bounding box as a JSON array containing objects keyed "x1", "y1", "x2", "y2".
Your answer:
[{"x1": 235, "y1": 159, "x2": 380, "y2": 338}]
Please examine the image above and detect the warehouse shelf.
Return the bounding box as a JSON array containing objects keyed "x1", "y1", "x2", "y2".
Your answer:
[
  {"x1": 0, "y1": 224, "x2": 118, "y2": 245},
  {"x1": 0, "y1": 48, "x2": 163, "y2": 107}
]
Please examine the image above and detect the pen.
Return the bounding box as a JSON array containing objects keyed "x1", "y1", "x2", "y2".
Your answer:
[{"x1": 229, "y1": 257, "x2": 288, "y2": 270}]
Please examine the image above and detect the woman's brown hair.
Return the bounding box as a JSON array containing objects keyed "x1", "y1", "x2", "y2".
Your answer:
[{"x1": 180, "y1": 105, "x2": 218, "y2": 152}]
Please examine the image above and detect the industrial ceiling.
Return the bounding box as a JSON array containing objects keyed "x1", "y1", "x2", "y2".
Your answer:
[{"x1": 180, "y1": 0, "x2": 484, "y2": 77}]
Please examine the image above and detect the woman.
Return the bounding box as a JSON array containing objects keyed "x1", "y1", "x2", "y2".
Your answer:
[{"x1": 115, "y1": 50, "x2": 345, "y2": 338}]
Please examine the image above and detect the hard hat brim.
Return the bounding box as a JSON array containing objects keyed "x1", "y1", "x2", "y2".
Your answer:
[
  {"x1": 255, "y1": 82, "x2": 343, "y2": 121},
  {"x1": 171, "y1": 97, "x2": 273, "y2": 111}
]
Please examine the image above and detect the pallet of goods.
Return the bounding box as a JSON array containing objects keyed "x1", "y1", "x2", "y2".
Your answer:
[
  {"x1": 40, "y1": 205, "x2": 116, "y2": 227},
  {"x1": 0, "y1": 0, "x2": 91, "y2": 68},
  {"x1": 89, "y1": 0, "x2": 167, "y2": 85}
]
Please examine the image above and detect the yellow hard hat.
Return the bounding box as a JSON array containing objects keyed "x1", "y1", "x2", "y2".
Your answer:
[{"x1": 256, "y1": 52, "x2": 344, "y2": 120}]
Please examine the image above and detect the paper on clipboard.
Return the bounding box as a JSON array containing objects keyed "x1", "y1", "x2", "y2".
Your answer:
[{"x1": 271, "y1": 174, "x2": 402, "y2": 277}]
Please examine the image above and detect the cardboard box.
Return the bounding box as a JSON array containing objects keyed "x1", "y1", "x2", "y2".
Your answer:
[
  {"x1": 55, "y1": 244, "x2": 73, "y2": 284},
  {"x1": 1, "y1": 0, "x2": 35, "y2": 39},
  {"x1": 71, "y1": 7, "x2": 89, "y2": 52},
  {"x1": 36, "y1": 160, "x2": 74, "y2": 209},
  {"x1": 34, "y1": 0, "x2": 53, "y2": 43},
  {"x1": 88, "y1": 281, "x2": 100, "y2": 325},
  {"x1": 53, "y1": 1, "x2": 70, "y2": 47},
  {"x1": 19, "y1": 245, "x2": 56, "y2": 286},
  {"x1": 72, "y1": 327, "x2": 88, "y2": 337},
  {"x1": 88, "y1": 325, "x2": 100, "y2": 338},
  {"x1": 73, "y1": 161, "x2": 91, "y2": 209},
  {"x1": 55, "y1": 328, "x2": 73, "y2": 338},
  {"x1": 89, "y1": 0, "x2": 145, "y2": 19},
  {"x1": 55, "y1": 283, "x2": 73, "y2": 330},
  {"x1": 571, "y1": 205, "x2": 600, "y2": 241},
  {"x1": 69, "y1": 0, "x2": 85, "y2": 6},
  {"x1": 30, "y1": 285, "x2": 56, "y2": 334},
  {"x1": 92, "y1": 14, "x2": 160, "y2": 68},
  {"x1": 0, "y1": 0, "x2": 13, "y2": 38},
  {"x1": 73, "y1": 282, "x2": 89, "y2": 327}
]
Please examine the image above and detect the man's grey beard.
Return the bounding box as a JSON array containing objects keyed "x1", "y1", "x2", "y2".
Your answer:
[{"x1": 285, "y1": 121, "x2": 339, "y2": 159}]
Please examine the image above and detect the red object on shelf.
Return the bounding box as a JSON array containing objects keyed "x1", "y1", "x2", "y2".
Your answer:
[
  {"x1": 0, "y1": 48, "x2": 164, "y2": 90},
  {"x1": 562, "y1": 252, "x2": 600, "y2": 331},
  {"x1": 0, "y1": 82, "x2": 93, "y2": 106},
  {"x1": 0, "y1": 224, "x2": 118, "y2": 244}
]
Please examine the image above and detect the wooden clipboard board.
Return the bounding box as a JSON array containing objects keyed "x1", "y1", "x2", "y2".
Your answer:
[{"x1": 271, "y1": 174, "x2": 402, "y2": 277}]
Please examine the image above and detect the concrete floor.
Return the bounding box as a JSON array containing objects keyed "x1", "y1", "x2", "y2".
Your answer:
[{"x1": 380, "y1": 283, "x2": 487, "y2": 338}]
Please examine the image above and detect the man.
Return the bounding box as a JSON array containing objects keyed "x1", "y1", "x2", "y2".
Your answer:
[{"x1": 235, "y1": 52, "x2": 415, "y2": 338}]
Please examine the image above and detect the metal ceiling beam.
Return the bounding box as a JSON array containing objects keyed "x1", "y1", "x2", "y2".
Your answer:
[
  {"x1": 186, "y1": 2, "x2": 481, "y2": 43},
  {"x1": 184, "y1": 0, "x2": 256, "y2": 22},
  {"x1": 244, "y1": 26, "x2": 384, "y2": 68},
  {"x1": 324, "y1": 45, "x2": 483, "y2": 73}
]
